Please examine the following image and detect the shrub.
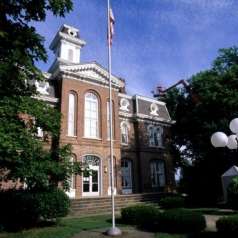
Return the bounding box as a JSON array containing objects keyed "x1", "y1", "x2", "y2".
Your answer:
[
  {"x1": 157, "y1": 209, "x2": 206, "y2": 233},
  {"x1": 227, "y1": 177, "x2": 238, "y2": 210},
  {"x1": 216, "y1": 215, "x2": 238, "y2": 236},
  {"x1": 121, "y1": 204, "x2": 160, "y2": 228},
  {"x1": 159, "y1": 196, "x2": 185, "y2": 209},
  {"x1": 0, "y1": 187, "x2": 70, "y2": 230},
  {"x1": 34, "y1": 188, "x2": 70, "y2": 220},
  {"x1": 121, "y1": 205, "x2": 206, "y2": 233}
]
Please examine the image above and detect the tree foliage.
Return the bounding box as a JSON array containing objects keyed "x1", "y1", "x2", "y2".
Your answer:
[
  {"x1": 0, "y1": 1, "x2": 82, "y2": 191},
  {"x1": 164, "y1": 47, "x2": 238, "y2": 204}
]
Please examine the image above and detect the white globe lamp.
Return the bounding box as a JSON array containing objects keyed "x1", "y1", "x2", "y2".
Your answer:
[
  {"x1": 229, "y1": 118, "x2": 238, "y2": 134},
  {"x1": 227, "y1": 135, "x2": 238, "y2": 150},
  {"x1": 211, "y1": 132, "x2": 228, "y2": 148}
]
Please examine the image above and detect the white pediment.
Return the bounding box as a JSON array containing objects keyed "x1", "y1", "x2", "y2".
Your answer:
[{"x1": 59, "y1": 62, "x2": 124, "y2": 88}]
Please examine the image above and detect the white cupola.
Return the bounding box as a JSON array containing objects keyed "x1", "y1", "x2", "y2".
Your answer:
[{"x1": 48, "y1": 24, "x2": 86, "y2": 72}]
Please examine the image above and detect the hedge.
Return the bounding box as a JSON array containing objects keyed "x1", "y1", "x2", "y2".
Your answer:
[
  {"x1": 121, "y1": 204, "x2": 160, "y2": 229},
  {"x1": 157, "y1": 209, "x2": 206, "y2": 233},
  {"x1": 0, "y1": 187, "x2": 70, "y2": 230},
  {"x1": 159, "y1": 196, "x2": 185, "y2": 209},
  {"x1": 121, "y1": 205, "x2": 206, "y2": 233},
  {"x1": 216, "y1": 215, "x2": 238, "y2": 236},
  {"x1": 227, "y1": 177, "x2": 238, "y2": 210}
]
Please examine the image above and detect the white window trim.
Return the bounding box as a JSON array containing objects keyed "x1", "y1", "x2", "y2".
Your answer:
[
  {"x1": 120, "y1": 121, "x2": 130, "y2": 145},
  {"x1": 120, "y1": 98, "x2": 130, "y2": 112},
  {"x1": 67, "y1": 92, "x2": 77, "y2": 137},
  {"x1": 148, "y1": 125, "x2": 164, "y2": 148},
  {"x1": 150, "y1": 103, "x2": 159, "y2": 116},
  {"x1": 150, "y1": 160, "x2": 166, "y2": 188},
  {"x1": 84, "y1": 92, "x2": 99, "y2": 139}
]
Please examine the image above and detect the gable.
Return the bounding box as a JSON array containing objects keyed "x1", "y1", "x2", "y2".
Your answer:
[{"x1": 59, "y1": 62, "x2": 125, "y2": 89}]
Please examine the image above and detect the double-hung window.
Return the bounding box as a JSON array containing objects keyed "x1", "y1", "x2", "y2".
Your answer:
[
  {"x1": 121, "y1": 122, "x2": 129, "y2": 145},
  {"x1": 150, "y1": 160, "x2": 166, "y2": 188}
]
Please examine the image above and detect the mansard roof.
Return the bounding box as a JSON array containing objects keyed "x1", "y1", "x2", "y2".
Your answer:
[
  {"x1": 118, "y1": 93, "x2": 174, "y2": 125},
  {"x1": 51, "y1": 61, "x2": 125, "y2": 90}
]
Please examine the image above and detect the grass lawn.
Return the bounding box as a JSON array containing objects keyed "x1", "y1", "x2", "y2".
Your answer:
[
  {"x1": 0, "y1": 214, "x2": 226, "y2": 238},
  {"x1": 0, "y1": 215, "x2": 112, "y2": 238}
]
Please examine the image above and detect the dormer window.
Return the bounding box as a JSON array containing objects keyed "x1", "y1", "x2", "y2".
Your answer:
[
  {"x1": 150, "y1": 103, "x2": 159, "y2": 116},
  {"x1": 120, "y1": 98, "x2": 130, "y2": 111}
]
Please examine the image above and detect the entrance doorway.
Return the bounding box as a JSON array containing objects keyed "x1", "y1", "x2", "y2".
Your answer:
[
  {"x1": 121, "y1": 159, "x2": 133, "y2": 194},
  {"x1": 82, "y1": 155, "x2": 100, "y2": 197}
]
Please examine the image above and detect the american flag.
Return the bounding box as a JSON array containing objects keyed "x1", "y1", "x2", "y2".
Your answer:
[{"x1": 108, "y1": 8, "x2": 115, "y2": 46}]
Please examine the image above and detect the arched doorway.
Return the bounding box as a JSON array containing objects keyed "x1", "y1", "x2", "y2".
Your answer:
[
  {"x1": 121, "y1": 159, "x2": 133, "y2": 194},
  {"x1": 82, "y1": 155, "x2": 100, "y2": 197}
]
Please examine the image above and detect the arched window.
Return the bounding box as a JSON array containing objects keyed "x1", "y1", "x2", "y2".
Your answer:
[
  {"x1": 84, "y1": 92, "x2": 99, "y2": 138},
  {"x1": 150, "y1": 160, "x2": 166, "y2": 188},
  {"x1": 68, "y1": 91, "x2": 77, "y2": 136},
  {"x1": 68, "y1": 49, "x2": 74, "y2": 61},
  {"x1": 121, "y1": 122, "x2": 129, "y2": 145}
]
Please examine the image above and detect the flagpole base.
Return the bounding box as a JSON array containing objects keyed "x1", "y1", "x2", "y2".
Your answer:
[{"x1": 105, "y1": 227, "x2": 122, "y2": 236}]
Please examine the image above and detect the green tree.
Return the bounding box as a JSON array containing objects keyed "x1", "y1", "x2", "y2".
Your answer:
[
  {"x1": 164, "y1": 47, "x2": 238, "y2": 205},
  {"x1": 0, "y1": 1, "x2": 82, "y2": 191}
]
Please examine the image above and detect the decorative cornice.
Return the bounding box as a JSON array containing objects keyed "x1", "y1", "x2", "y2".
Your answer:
[
  {"x1": 135, "y1": 95, "x2": 166, "y2": 106},
  {"x1": 118, "y1": 93, "x2": 133, "y2": 99},
  {"x1": 60, "y1": 62, "x2": 125, "y2": 88},
  {"x1": 119, "y1": 111, "x2": 174, "y2": 126},
  {"x1": 60, "y1": 71, "x2": 120, "y2": 91},
  {"x1": 50, "y1": 32, "x2": 86, "y2": 50},
  {"x1": 119, "y1": 111, "x2": 134, "y2": 118},
  {"x1": 135, "y1": 113, "x2": 174, "y2": 124},
  {"x1": 33, "y1": 95, "x2": 59, "y2": 104}
]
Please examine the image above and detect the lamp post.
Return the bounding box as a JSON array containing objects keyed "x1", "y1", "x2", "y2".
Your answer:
[
  {"x1": 211, "y1": 118, "x2": 238, "y2": 150},
  {"x1": 211, "y1": 118, "x2": 238, "y2": 202}
]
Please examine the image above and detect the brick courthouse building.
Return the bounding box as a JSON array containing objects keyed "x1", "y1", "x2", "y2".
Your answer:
[{"x1": 36, "y1": 24, "x2": 175, "y2": 199}]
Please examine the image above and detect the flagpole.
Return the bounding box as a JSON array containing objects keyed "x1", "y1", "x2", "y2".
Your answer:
[{"x1": 105, "y1": 0, "x2": 121, "y2": 236}]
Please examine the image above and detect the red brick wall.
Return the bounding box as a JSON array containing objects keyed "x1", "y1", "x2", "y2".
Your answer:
[{"x1": 59, "y1": 77, "x2": 122, "y2": 198}]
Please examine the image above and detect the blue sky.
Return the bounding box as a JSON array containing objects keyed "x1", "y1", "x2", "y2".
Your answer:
[{"x1": 35, "y1": 0, "x2": 238, "y2": 97}]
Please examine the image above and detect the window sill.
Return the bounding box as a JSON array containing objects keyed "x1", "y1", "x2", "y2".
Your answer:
[
  {"x1": 66, "y1": 135, "x2": 77, "y2": 138},
  {"x1": 148, "y1": 145, "x2": 165, "y2": 149},
  {"x1": 121, "y1": 143, "x2": 129, "y2": 146},
  {"x1": 82, "y1": 137, "x2": 102, "y2": 141}
]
